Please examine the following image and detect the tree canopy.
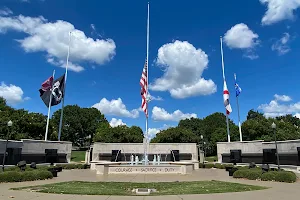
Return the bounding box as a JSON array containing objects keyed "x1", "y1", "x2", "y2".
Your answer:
[
  {"x1": 152, "y1": 110, "x2": 300, "y2": 155},
  {"x1": 2, "y1": 95, "x2": 300, "y2": 153},
  {"x1": 0, "y1": 97, "x2": 144, "y2": 145}
]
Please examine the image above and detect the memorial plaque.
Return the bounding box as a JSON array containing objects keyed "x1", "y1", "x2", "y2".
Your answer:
[{"x1": 109, "y1": 165, "x2": 181, "y2": 174}]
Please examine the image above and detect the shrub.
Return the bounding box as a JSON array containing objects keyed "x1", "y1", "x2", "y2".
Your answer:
[
  {"x1": 271, "y1": 171, "x2": 296, "y2": 183},
  {"x1": 261, "y1": 171, "x2": 277, "y2": 181},
  {"x1": 245, "y1": 170, "x2": 262, "y2": 180},
  {"x1": 234, "y1": 169, "x2": 297, "y2": 183},
  {"x1": 0, "y1": 170, "x2": 53, "y2": 183},
  {"x1": 199, "y1": 163, "x2": 233, "y2": 169},
  {"x1": 222, "y1": 164, "x2": 234, "y2": 168},
  {"x1": 233, "y1": 170, "x2": 249, "y2": 178},
  {"x1": 214, "y1": 163, "x2": 225, "y2": 169},
  {"x1": 233, "y1": 169, "x2": 262, "y2": 180},
  {"x1": 56, "y1": 163, "x2": 89, "y2": 169},
  {"x1": 5, "y1": 165, "x2": 54, "y2": 172}
]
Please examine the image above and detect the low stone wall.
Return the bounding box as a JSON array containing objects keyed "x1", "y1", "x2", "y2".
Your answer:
[
  {"x1": 217, "y1": 140, "x2": 300, "y2": 166},
  {"x1": 0, "y1": 139, "x2": 72, "y2": 165},
  {"x1": 94, "y1": 162, "x2": 194, "y2": 175},
  {"x1": 91, "y1": 143, "x2": 199, "y2": 169}
]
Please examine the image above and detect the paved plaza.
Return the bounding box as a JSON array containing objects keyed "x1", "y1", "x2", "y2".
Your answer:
[{"x1": 0, "y1": 169, "x2": 299, "y2": 200}]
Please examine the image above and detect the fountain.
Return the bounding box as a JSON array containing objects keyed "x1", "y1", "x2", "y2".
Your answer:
[
  {"x1": 153, "y1": 155, "x2": 157, "y2": 165},
  {"x1": 135, "y1": 155, "x2": 139, "y2": 165},
  {"x1": 130, "y1": 154, "x2": 134, "y2": 166},
  {"x1": 90, "y1": 143, "x2": 199, "y2": 175},
  {"x1": 157, "y1": 154, "x2": 161, "y2": 165}
]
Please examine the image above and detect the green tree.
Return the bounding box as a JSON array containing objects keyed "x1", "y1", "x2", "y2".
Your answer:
[
  {"x1": 0, "y1": 97, "x2": 47, "y2": 140},
  {"x1": 276, "y1": 114, "x2": 300, "y2": 127},
  {"x1": 51, "y1": 105, "x2": 108, "y2": 146},
  {"x1": 246, "y1": 109, "x2": 264, "y2": 120},
  {"x1": 151, "y1": 127, "x2": 200, "y2": 143},
  {"x1": 178, "y1": 117, "x2": 204, "y2": 137},
  {"x1": 94, "y1": 125, "x2": 143, "y2": 143}
]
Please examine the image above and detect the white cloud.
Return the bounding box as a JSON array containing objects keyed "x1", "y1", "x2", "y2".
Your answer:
[
  {"x1": 272, "y1": 33, "x2": 291, "y2": 55},
  {"x1": 294, "y1": 113, "x2": 300, "y2": 119},
  {"x1": 152, "y1": 106, "x2": 197, "y2": 122},
  {"x1": 224, "y1": 23, "x2": 259, "y2": 59},
  {"x1": 148, "y1": 93, "x2": 163, "y2": 101},
  {"x1": 90, "y1": 23, "x2": 102, "y2": 38},
  {"x1": 0, "y1": 7, "x2": 13, "y2": 16},
  {"x1": 47, "y1": 57, "x2": 84, "y2": 72},
  {"x1": 109, "y1": 118, "x2": 126, "y2": 127},
  {"x1": 148, "y1": 124, "x2": 172, "y2": 139},
  {"x1": 0, "y1": 14, "x2": 116, "y2": 72},
  {"x1": 150, "y1": 40, "x2": 217, "y2": 99},
  {"x1": 260, "y1": 0, "x2": 300, "y2": 25},
  {"x1": 258, "y1": 95, "x2": 300, "y2": 118},
  {"x1": 0, "y1": 82, "x2": 29, "y2": 105},
  {"x1": 92, "y1": 98, "x2": 139, "y2": 118},
  {"x1": 224, "y1": 23, "x2": 259, "y2": 49},
  {"x1": 274, "y1": 94, "x2": 292, "y2": 102}
]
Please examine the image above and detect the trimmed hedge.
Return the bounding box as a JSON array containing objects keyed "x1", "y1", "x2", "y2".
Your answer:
[
  {"x1": 233, "y1": 169, "x2": 297, "y2": 183},
  {"x1": 4, "y1": 165, "x2": 51, "y2": 172},
  {"x1": 0, "y1": 170, "x2": 53, "y2": 183},
  {"x1": 55, "y1": 163, "x2": 90, "y2": 169},
  {"x1": 199, "y1": 163, "x2": 234, "y2": 169}
]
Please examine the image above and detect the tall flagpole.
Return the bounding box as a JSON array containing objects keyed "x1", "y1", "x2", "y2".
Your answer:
[
  {"x1": 44, "y1": 70, "x2": 55, "y2": 141},
  {"x1": 144, "y1": 2, "x2": 150, "y2": 165},
  {"x1": 220, "y1": 36, "x2": 230, "y2": 142},
  {"x1": 234, "y1": 73, "x2": 242, "y2": 141},
  {"x1": 58, "y1": 32, "x2": 71, "y2": 141}
]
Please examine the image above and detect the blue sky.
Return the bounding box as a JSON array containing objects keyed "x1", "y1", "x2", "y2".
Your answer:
[{"x1": 1, "y1": 0, "x2": 300, "y2": 138}]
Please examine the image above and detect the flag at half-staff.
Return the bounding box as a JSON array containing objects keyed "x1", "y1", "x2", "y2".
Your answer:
[
  {"x1": 39, "y1": 74, "x2": 65, "y2": 107},
  {"x1": 220, "y1": 36, "x2": 232, "y2": 142},
  {"x1": 140, "y1": 59, "x2": 148, "y2": 117},
  {"x1": 223, "y1": 80, "x2": 232, "y2": 115},
  {"x1": 234, "y1": 73, "x2": 242, "y2": 97},
  {"x1": 234, "y1": 73, "x2": 243, "y2": 141}
]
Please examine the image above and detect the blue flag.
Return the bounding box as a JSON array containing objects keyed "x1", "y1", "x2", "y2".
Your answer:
[{"x1": 234, "y1": 73, "x2": 242, "y2": 97}]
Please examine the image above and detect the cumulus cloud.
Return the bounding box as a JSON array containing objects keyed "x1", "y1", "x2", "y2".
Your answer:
[
  {"x1": 258, "y1": 94, "x2": 300, "y2": 118},
  {"x1": 0, "y1": 82, "x2": 29, "y2": 105},
  {"x1": 109, "y1": 118, "x2": 126, "y2": 127},
  {"x1": 224, "y1": 23, "x2": 259, "y2": 59},
  {"x1": 152, "y1": 106, "x2": 197, "y2": 122},
  {"x1": 0, "y1": 13, "x2": 116, "y2": 72},
  {"x1": 92, "y1": 98, "x2": 139, "y2": 118},
  {"x1": 272, "y1": 33, "x2": 291, "y2": 55},
  {"x1": 224, "y1": 23, "x2": 259, "y2": 49},
  {"x1": 294, "y1": 113, "x2": 300, "y2": 119},
  {"x1": 274, "y1": 94, "x2": 292, "y2": 102},
  {"x1": 150, "y1": 40, "x2": 216, "y2": 99},
  {"x1": 148, "y1": 124, "x2": 172, "y2": 139},
  {"x1": 260, "y1": 0, "x2": 300, "y2": 25}
]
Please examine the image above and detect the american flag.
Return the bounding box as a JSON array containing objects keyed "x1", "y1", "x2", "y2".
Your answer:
[
  {"x1": 223, "y1": 80, "x2": 232, "y2": 115},
  {"x1": 140, "y1": 60, "x2": 148, "y2": 117},
  {"x1": 39, "y1": 76, "x2": 53, "y2": 96}
]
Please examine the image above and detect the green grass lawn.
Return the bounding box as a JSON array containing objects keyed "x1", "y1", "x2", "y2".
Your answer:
[
  {"x1": 12, "y1": 181, "x2": 267, "y2": 196},
  {"x1": 205, "y1": 156, "x2": 217, "y2": 162},
  {"x1": 71, "y1": 151, "x2": 85, "y2": 162}
]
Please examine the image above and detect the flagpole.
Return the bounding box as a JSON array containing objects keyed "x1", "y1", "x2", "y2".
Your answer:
[
  {"x1": 144, "y1": 2, "x2": 150, "y2": 165},
  {"x1": 58, "y1": 31, "x2": 71, "y2": 141},
  {"x1": 44, "y1": 70, "x2": 55, "y2": 141},
  {"x1": 220, "y1": 36, "x2": 230, "y2": 142},
  {"x1": 234, "y1": 74, "x2": 242, "y2": 141}
]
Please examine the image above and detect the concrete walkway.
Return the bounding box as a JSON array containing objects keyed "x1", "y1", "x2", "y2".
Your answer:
[{"x1": 0, "y1": 169, "x2": 299, "y2": 200}]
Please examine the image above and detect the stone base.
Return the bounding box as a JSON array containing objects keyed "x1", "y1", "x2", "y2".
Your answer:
[{"x1": 92, "y1": 161, "x2": 196, "y2": 175}]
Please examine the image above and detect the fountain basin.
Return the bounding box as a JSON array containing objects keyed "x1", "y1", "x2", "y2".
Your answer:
[{"x1": 91, "y1": 161, "x2": 196, "y2": 175}]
